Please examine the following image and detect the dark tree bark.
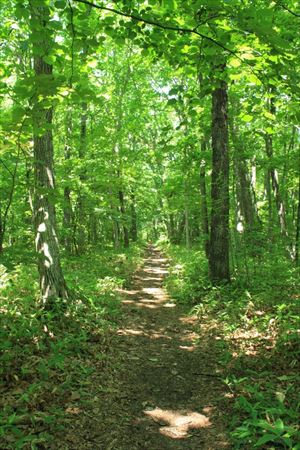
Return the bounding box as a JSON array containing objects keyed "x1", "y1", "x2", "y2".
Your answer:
[
  {"x1": 30, "y1": 3, "x2": 68, "y2": 305},
  {"x1": 209, "y1": 79, "x2": 230, "y2": 283}
]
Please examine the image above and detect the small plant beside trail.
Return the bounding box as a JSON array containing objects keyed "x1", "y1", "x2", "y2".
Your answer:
[
  {"x1": 0, "y1": 245, "x2": 143, "y2": 450},
  {"x1": 163, "y1": 243, "x2": 300, "y2": 450}
]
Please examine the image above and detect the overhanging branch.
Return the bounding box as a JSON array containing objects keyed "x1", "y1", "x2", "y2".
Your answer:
[
  {"x1": 276, "y1": 1, "x2": 300, "y2": 17},
  {"x1": 72, "y1": 0, "x2": 238, "y2": 58}
]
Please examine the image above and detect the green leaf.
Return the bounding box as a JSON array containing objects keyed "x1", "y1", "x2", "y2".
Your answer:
[
  {"x1": 255, "y1": 433, "x2": 277, "y2": 446},
  {"x1": 248, "y1": 74, "x2": 262, "y2": 85},
  {"x1": 54, "y1": 0, "x2": 66, "y2": 8},
  {"x1": 240, "y1": 114, "x2": 253, "y2": 122},
  {"x1": 274, "y1": 419, "x2": 284, "y2": 432},
  {"x1": 230, "y1": 58, "x2": 241, "y2": 68},
  {"x1": 43, "y1": 55, "x2": 56, "y2": 65},
  {"x1": 263, "y1": 111, "x2": 276, "y2": 120}
]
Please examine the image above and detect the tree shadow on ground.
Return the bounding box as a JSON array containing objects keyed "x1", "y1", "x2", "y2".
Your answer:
[{"x1": 58, "y1": 248, "x2": 232, "y2": 450}]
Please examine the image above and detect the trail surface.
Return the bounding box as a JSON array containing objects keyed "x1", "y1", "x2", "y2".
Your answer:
[{"x1": 61, "y1": 247, "x2": 230, "y2": 449}]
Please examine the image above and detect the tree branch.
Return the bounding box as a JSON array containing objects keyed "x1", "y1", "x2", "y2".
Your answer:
[
  {"x1": 276, "y1": 1, "x2": 300, "y2": 17},
  {"x1": 72, "y1": 0, "x2": 238, "y2": 58},
  {"x1": 0, "y1": 159, "x2": 14, "y2": 177},
  {"x1": 71, "y1": 0, "x2": 268, "y2": 88}
]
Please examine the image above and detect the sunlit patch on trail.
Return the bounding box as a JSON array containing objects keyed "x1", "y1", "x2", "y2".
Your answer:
[
  {"x1": 144, "y1": 407, "x2": 211, "y2": 439},
  {"x1": 65, "y1": 407, "x2": 81, "y2": 415},
  {"x1": 117, "y1": 328, "x2": 145, "y2": 336},
  {"x1": 142, "y1": 287, "x2": 168, "y2": 301},
  {"x1": 117, "y1": 288, "x2": 139, "y2": 296},
  {"x1": 179, "y1": 315, "x2": 198, "y2": 325},
  {"x1": 144, "y1": 267, "x2": 168, "y2": 275},
  {"x1": 179, "y1": 345, "x2": 196, "y2": 352},
  {"x1": 117, "y1": 326, "x2": 172, "y2": 341}
]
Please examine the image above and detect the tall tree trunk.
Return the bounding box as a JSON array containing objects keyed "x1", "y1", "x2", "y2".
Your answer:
[
  {"x1": 295, "y1": 156, "x2": 300, "y2": 265},
  {"x1": 209, "y1": 78, "x2": 230, "y2": 283},
  {"x1": 265, "y1": 133, "x2": 288, "y2": 237},
  {"x1": 264, "y1": 166, "x2": 273, "y2": 238},
  {"x1": 199, "y1": 140, "x2": 210, "y2": 258},
  {"x1": 89, "y1": 213, "x2": 98, "y2": 245},
  {"x1": 168, "y1": 212, "x2": 176, "y2": 244},
  {"x1": 118, "y1": 189, "x2": 129, "y2": 248},
  {"x1": 130, "y1": 192, "x2": 138, "y2": 242},
  {"x1": 30, "y1": 2, "x2": 68, "y2": 305},
  {"x1": 77, "y1": 101, "x2": 87, "y2": 252},
  {"x1": 0, "y1": 219, "x2": 4, "y2": 254},
  {"x1": 176, "y1": 215, "x2": 185, "y2": 244},
  {"x1": 230, "y1": 118, "x2": 260, "y2": 232},
  {"x1": 0, "y1": 147, "x2": 19, "y2": 254},
  {"x1": 63, "y1": 111, "x2": 73, "y2": 253},
  {"x1": 184, "y1": 202, "x2": 190, "y2": 248}
]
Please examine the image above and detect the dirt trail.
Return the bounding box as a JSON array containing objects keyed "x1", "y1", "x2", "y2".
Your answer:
[{"x1": 62, "y1": 247, "x2": 230, "y2": 449}]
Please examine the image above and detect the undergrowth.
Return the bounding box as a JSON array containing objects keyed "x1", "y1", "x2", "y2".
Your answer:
[
  {"x1": 162, "y1": 243, "x2": 300, "y2": 450},
  {"x1": 0, "y1": 244, "x2": 144, "y2": 449}
]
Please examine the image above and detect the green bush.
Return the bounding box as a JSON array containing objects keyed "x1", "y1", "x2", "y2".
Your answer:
[{"x1": 163, "y1": 243, "x2": 300, "y2": 450}]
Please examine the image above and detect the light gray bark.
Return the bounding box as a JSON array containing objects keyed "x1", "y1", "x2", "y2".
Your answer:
[{"x1": 30, "y1": 2, "x2": 68, "y2": 305}]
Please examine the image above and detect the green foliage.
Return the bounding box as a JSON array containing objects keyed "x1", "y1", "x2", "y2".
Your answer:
[
  {"x1": 164, "y1": 243, "x2": 300, "y2": 449},
  {"x1": 0, "y1": 0, "x2": 299, "y2": 446},
  {"x1": 0, "y1": 244, "x2": 143, "y2": 449},
  {"x1": 162, "y1": 244, "x2": 209, "y2": 304}
]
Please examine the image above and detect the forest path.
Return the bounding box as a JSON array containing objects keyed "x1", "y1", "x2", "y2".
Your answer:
[{"x1": 62, "y1": 246, "x2": 230, "y2": 449}]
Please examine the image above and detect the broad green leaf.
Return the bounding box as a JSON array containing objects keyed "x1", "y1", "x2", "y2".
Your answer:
[
  {"x1": 255, "y1": 434, "x2": 277, "y2": 446},
  {"x1": 230, "y1": 59, "x2": 241, "y2": 68},
  {"x1": 240, "y1": 114, "x2": 254, "y2": 122},
  {"x1": 54, "y1": 0, "x2": 66, "y2": 8}
]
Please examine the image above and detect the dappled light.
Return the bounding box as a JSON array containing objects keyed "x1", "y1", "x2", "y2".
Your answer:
[
  {"x1": 179, "y1": 345, "x2": 196, "y2": 352},
  {"x1": 1, "y1": 0, "x2": 299, "y2": 445},
  {"x1": 111, "y1": 248, "x2": 230, "y2": 448},
  {"x1": 144, "y1": 407, "x2": 211, "y2": 439}
]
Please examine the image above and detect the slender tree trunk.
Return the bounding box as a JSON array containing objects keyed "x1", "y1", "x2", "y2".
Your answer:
[
  {"x1": 231, "y1": 137, "x2": 259, "y2": 231},
  {"x1": 0, "y1": 151, "x2": 19, "y2": 254},
  {"x1": 0, "y1": 222, "x2": 4, "y2": 254},
  {"x1": 130, "y1": 193, "x2": 138, "y2": 242},
  {"x1": 168, "y1": 212, "x2": 176, "y2": 244},
  {"x1": 264, "y1": 167, "x2": 273, "y2": 238},
  {"x1": 265, "y1": 134, "x2": 288, "y2": 236},
  {"x1": 63, "y1": 111, "x2": 73, "y2": 253},
  {"x1": 77, "y1": 102, "x2": 88, "y2": 252},
  {"x1": 199, "y1": 140, "x2": 210, "y2": 258},
  {"x1": 118, "y1": 189, "x2": 129, "y2": 248},
  {"x1": 113, "y1": 219, "x2": 120, "y2": 248},
  {"x1": 184, "y1": 201, "x2": 190, "y2": 249},
  {"x1": 176, "y1": 215, "x2": 185, "y2": 244},
  {"x1": 209, "y1": 78, "x2": 230, "y2": 283},
  {"x1": 295, "y1": 156, "x2": 300, "y2": 265},
  {"x1": 89, "y1": 213, "x2": 98, "y2": 245},
  {"x1": 282, "y1": 127, "x2": 295, "y2": 232},
  {"x1": 109, "y1": 188, "x2": 119, "y2": 248},
  {"x1": 30, "y1": 2, "x2": 68, "y2": 305}
]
